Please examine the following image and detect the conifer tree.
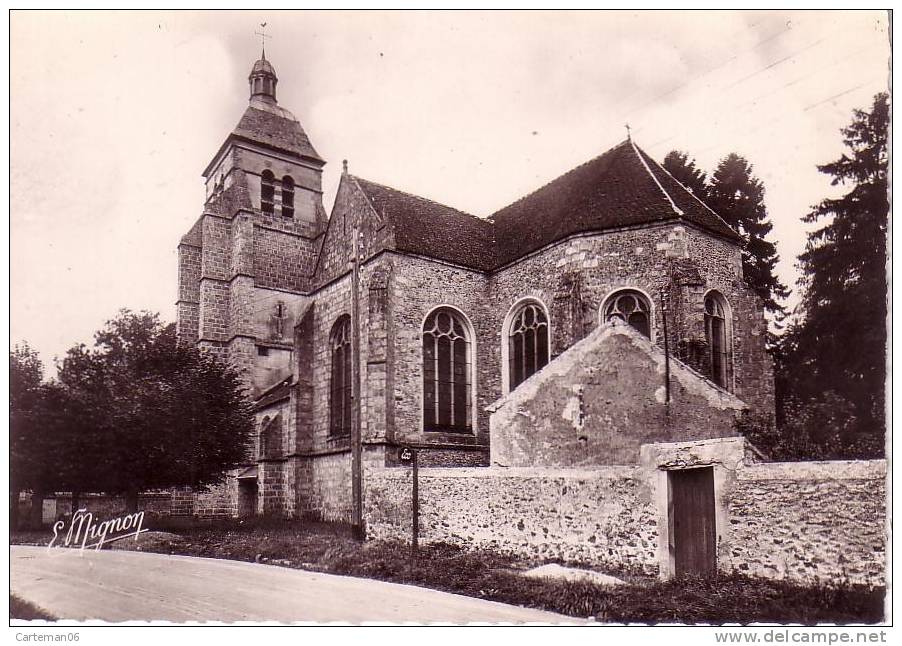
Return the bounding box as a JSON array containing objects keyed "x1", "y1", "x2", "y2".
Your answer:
[
  {"x1": 786, "y1": 92, "x2": 889, "y2": 452},
  {"x1": 707, "y1": 154, "x2": 789, "y2": 315},
  {"x1": 663, "y1": 150, "x2": 709, "y2": 201}
]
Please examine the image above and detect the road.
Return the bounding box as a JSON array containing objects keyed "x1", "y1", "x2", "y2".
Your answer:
[{"x1": 10, "y1": 545, "x2": 580, "y2": 623}]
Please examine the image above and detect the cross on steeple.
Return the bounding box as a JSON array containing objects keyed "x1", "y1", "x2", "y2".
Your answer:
[{"x1": 255, "y1": 22, "x2": 271, "y2": 57}]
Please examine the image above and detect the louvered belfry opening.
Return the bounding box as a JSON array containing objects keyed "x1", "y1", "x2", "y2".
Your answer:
[
  {"x1": 329, "y1": 316, "x2": 352, "y2": 437},
  {"x1": 604, "y1": 290, "x2": 652, "y2": 338},
  {"x1": 281, "y1": 175, "x2": 294, "y2": 218},
  {"x1": 261, "y1": 169, "x2": 275, "y2": 215},
  {"x1": 704, "y1": 293, "x2": 730, "y2": 389},
  {"x1": 422, "y1": 308, "x2": 472, "y2": 433},
  {"x1": 508, "y1": 302, "x2": 550, "y2": 390}
]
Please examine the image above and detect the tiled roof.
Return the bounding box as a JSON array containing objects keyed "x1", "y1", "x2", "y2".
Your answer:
[
  {"x1": 488, "y1": 140, "x2": 740, "y2": 266},
  {"x1": 255, "y1": 376, "x2": 293, "y2": 410},
  {"x1": 351, "y1": 176, "x2": 497, "y2": 272},
  {"x1": 346, "y1": 141, "x2": 740, "y2": 272},
  {"x1": 232, "y1": 106, "x2": 323, "y2": 163}
]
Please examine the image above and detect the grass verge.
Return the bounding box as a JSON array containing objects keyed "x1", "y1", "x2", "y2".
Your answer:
[
  {"x1": 10, "y1": 594, "x2": 57, "y2": 621},
  {"x1": 11, "y1": 518, "x2": 885, "y2": 624}
]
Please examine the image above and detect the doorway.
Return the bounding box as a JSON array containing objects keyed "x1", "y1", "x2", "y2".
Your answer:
[
  {"x1": 238, "y1": 478, "x2": 259, "y2": 518},
  {"x1": 669, "y1": 467, "x2": 716, "y2": 576}
]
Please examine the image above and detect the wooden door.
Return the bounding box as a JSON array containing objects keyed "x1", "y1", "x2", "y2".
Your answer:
[{"x1": 670, "y1": 467, "x2": 716, "y2": 577}]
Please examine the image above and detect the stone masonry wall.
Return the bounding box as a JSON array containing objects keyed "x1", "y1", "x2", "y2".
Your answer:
[
  {"x1": 365, "y1": 466, "x2": 659, "y2": 574},
  {"x1": 364, "y1": 453, "x2": 886, "y2": 586},
  {"x1": 489, "y1": 223, "x2": 773, "y2": 417},
  {"x1": 723, "y1": 460, "x2": 886, "y2": 585},
  {"x1": 489, "y1": 323, "x2": 745, "y2": 467}
]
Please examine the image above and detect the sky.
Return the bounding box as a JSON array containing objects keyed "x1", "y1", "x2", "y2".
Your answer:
[{"x1": 9, "y1": 9, "x2": 891, "y2": 375}]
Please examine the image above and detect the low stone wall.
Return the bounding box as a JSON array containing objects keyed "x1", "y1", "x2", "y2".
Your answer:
[
  {"x1": 365, "y1": 466, "x2": 659, "y2": 575},
  {"x1": 723, "y1": 460, "x2": 886, "y2": 586},
  {"x1": 364, "y1": 453, "x2": 887, "y2": 586}
]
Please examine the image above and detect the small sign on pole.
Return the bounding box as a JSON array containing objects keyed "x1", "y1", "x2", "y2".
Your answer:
[{"x1": 399, "y1": 446, "x2": 419, "y2": 555}]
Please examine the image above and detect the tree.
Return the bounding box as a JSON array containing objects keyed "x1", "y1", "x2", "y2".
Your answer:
[
  {"x1": 56, "y1": 310, "x2": 256, "y2": 511},
  {"x1": 10, "y1": 344, "x2": 45, "y2": 528},
  {"x1": 782, "y1": 92, "x2": 889, "y2": 453},
  {"x1": 707, "y1": 154, "x2": 789, "y2": 315},
  {"x1": 663, "y1": 150, "x2": 709, "y2": 201}
]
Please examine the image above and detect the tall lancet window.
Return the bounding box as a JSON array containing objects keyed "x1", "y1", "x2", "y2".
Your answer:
[
  {"x1": 704, "y1": 292, "x2": 731, "y2": 389},
  {"x1": 329, "y1": 316, "x2": 352, "y2": 437},
  {"x1": 261, "y1": 170, "x2": 275, "y2": 215},
  {"x1": 507, "y1": 301, "x2": 550, "y2": 391},
  {"x1": 603, "y1": 290, "x2": 652, "y2": 338},
  {"x1": 422, "y1": 307, "x2": 473, "y2": 433},
  {"x1": 281, "y1": 175, "x2": 295, "y2": 218}
]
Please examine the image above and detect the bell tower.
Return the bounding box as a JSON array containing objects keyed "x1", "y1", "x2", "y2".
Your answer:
[{"x1": 177, "y1": 51, "x2": 327, "y2": 394}]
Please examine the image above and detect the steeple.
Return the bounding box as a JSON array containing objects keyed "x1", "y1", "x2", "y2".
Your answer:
[{"x1": 248, "y1": 51, "x2": 278, "y2": 104}]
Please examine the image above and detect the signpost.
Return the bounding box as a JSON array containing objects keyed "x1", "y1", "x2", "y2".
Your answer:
[{"x1": 399, "y1": 447, "x2": 418, "y2": 555}]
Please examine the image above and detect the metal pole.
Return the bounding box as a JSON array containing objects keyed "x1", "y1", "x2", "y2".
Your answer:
[
  {"x1": 411, "y1": 450, "x2": 419, "y2": 556},
  {"x1": 350, "y1": 227, "x2": 363, "y2": 540},
  {"x1": 660, "y1": 288, "x2": 671, "y2": 404}
]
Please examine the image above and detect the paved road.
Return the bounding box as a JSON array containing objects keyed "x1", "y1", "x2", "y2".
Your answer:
[{"x1": 10, "y1": 545, "x2": 580, "y2": 623}]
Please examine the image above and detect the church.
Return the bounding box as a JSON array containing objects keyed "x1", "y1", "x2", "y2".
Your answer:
[{"x1": 176, "y1": 53, "x2": 775, "y2": 522}]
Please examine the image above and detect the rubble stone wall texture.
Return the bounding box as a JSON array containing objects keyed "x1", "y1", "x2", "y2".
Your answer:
[
  {"x1": 364, "y1": 457, "x2": 886, "y2": 586},
  {"x1": 489, "y1": 224, "x2": 773, "y2": 416},
  {"x1": 365, "y1": 466, "x2": 660, "y2": 575},
  {"x1": 723, "y1": 460, "x2": 886, "y2": 586}
]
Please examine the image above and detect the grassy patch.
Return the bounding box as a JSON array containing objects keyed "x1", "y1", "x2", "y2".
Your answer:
[
  {"x1": 10, "y1": 519, "x2": 885, "y2": 624},
  {"x1": 10, "y1": 594, "x2": 57, "y2": 621}
]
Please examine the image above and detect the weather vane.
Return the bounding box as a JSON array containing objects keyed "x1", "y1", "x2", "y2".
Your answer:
[{"x1": 255, "y1": 22, "x2": 271, "y2": 57}]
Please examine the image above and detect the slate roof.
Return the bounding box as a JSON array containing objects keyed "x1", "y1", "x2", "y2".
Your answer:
[
  {"x1": 351, "y1": 176, "x2": 497, "y2": 272},
  {"x1": 347, "y1": 140, "x2": 740, "y2": 272},
  {"x1": 231, "y1": 105, "x2": 323, "y2": 163}
]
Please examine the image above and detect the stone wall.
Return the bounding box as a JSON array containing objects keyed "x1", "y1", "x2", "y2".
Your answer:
[
  {"x1": 364, "y1": 447, "x2": 887, "y2": 586},
  {"x1": 365, "y1": 465, "x2": 659, "y2": 575},
  {"x1": 489, "y1": 223, "x2": 773, "y2": 416},
  {"x1": 489, "y1": 322, "x2": 745, "y2": 467},
  {"x1": 723, "y1": 460, "x2": 886, "y2": 585}
]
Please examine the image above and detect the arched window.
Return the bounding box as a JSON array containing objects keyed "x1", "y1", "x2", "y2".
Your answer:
[
  {"x1": 281, "y1": 176, "x2": 295, "y2": 218},
  {"x1": 329, "y1": 316, "x2": 352, "y2": 436},
  {"x1": 507, "y1": 301, "x2": 550, "y2": 391},
  {"x1": 259, "y1": 414, "x2": 283, "y2": 459},
  {"x1": 603, "y1": 290, "x2": 652, "y2": 338},
  {"x1": 704, "y1": 292, "x2": 730, "y2": 389},
  {"x1": 261, "y1": 170, "x2": 275, "y2": 215},
  {"x1": 422, "y1": 307, "x2": 472, "y2": 433}
]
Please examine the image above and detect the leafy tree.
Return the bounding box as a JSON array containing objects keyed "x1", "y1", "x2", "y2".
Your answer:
[
  {"x1": 54, "y1": 310, "x2": 256, "y2": 511},
  {"x1": 10, "y1": 344, "x2": 46, "y2": 528},
  {"x1": 707, "y1": 154, "x2": 789, "y2": 315},
  {"x1": 663, "y1": 150, "x2": 709, "y2": 201},
  {"x1": 781, "y1": 92, "x2": 889, "y2": 453}
]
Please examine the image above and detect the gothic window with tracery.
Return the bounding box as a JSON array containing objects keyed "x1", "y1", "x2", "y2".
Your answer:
[
  {"x1": 507, "y1": 301, "x2": 550, "y2": 391},
  {"x1": 261, "y1": 170, "x2": 275, "y2": 215},
  {"x1": 603, "y1": 290, "x2": 652, "y2": 338},
  {"x1": 329, "y1": 316, "x2": 352, "y2": 437},
  {"x1": 704, "y1": 292, "x2": 730, "y2": 389},
  {"x1": 281, "y1": 175, "x2": 294, "y2": 218},
  {"x1": 422, "y1": 308, "x2": 472, "y2": 433}
]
